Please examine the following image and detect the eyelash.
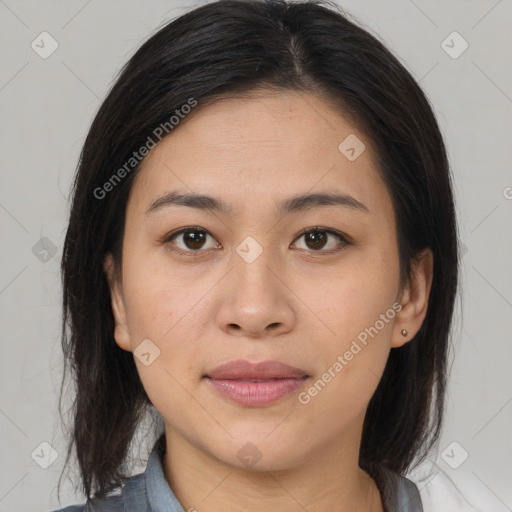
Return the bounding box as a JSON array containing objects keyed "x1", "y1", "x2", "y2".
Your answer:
[{"x1": 162, "y1": 226, "x2": 351, "y2": 257}]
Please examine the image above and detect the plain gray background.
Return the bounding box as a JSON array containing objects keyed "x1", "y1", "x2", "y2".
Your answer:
[{"x1": 0, "y1": 0, "x2": 511, "y2": 510}]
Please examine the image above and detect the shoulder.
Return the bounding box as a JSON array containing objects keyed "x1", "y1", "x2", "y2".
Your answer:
[
  {"x1": 406, "y1": 461, "x2": 486, "y2": 512},
  {"x1": 49, "y1": 491, "x2": 124, "y2": 512},
  {"x1": 371, "y1": 465, "x2": 423, "y2": 511},
  {"x1": 50, "y1": 467, "x2": 149, "y2": 512},
  {"x1": 49, "y1": 472, "x2": 147, "y2": 512}
]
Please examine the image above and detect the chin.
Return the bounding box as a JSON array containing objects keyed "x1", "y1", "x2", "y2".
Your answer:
[{"x1": 205, "y1": 432, "x2": 311, "y2": 472}]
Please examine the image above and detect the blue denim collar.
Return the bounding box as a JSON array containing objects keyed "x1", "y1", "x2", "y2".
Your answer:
[
  {"x1": 118, "y1": 435, "x2": 423, "y2": 512},
  {"x1": 144, "y1": 437, "x2": 186, "y2": 512}
]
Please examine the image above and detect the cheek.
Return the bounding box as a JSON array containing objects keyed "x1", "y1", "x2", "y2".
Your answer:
[
  {"x1": 311, "y1": 246, "x2": 400, "y2": 343},
  {"x1": 297, "y1": 285, "x2": 396, "y2": 441},
  {"x1": 122, "y1": 248, "x2": 208, "y2": 341},
  {"x1": 122, "y1": 268, "x2": 205, "y2": 420},
  {"x1": 120, "y1": 250, "x2": 216, "y2": 396},
  {"x1": 298, "y1": 246, "x2": 400, "y2": 405}
]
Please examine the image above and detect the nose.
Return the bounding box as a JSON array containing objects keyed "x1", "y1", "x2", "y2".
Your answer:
[{"x1": 216, "y1": 247, "x2": 296, "y2": 339}]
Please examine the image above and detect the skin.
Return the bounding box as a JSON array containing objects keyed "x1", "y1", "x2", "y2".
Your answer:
[{"x1": 104, "y1": 89, "x2": 433, "y2": 512}]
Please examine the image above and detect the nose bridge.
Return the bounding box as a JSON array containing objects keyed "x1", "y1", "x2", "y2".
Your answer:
[
  {"x1": 232, "y1": 235, "x2": 281, "y2": 302},
  {"x1": 215, "y1": 236, "x2": 295, "y2": 336}
]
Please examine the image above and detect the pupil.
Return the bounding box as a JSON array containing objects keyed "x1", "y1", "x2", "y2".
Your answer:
[
  {"x1": 306, "y1": 231, "x2": 326, "y2": 250},
  {"x1": 185, "y1": 230, "x2": 205, "y2": 250}
]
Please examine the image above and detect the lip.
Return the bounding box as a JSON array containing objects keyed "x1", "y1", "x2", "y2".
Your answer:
[
  {"x1": 204, "y1": 359, "x2": 308, "y2": 380},
  {"x1": 204, "y1": 359, "x2": 309, "y2": 407}
]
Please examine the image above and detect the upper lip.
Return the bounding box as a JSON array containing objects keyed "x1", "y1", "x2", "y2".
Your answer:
[{"x1": 204, "y1": 359, "x2": 308, "y2": 380}]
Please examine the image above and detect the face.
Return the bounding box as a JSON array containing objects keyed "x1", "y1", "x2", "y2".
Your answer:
[{"x1": 105, "y1": 89, "x2": 432, "y2": 471}]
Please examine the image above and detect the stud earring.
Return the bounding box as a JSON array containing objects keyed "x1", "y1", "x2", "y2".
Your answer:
[{"x1": 401, "y1": 329, "x2": 408, "y2": 337}]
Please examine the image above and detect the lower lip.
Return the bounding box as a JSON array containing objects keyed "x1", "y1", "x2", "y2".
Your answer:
[{"x1": 205, "y1": 377, "x2": 308, "y2": 407}]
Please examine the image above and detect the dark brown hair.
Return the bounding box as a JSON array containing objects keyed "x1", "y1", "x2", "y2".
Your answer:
[{"x1": 59, "y1": 0, "x2": 459, "y2": 500}]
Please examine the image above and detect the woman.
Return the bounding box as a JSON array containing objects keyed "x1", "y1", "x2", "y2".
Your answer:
[{"x1": 53, "y1": 0, "x2": 468, "y2": 510}]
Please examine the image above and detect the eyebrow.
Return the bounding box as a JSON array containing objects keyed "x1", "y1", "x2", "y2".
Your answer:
[{"x1": 145, "y1": 190, "x2": 369, "y2": 217}]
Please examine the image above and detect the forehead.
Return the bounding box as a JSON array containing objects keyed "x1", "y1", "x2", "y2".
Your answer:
[{"x1": 128, "y1": 90, "x2": 389, "y2": 217}]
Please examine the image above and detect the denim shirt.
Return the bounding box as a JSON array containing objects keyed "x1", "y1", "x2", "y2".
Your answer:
[{"x1": 52, "y1": 437, "x2": 423, "y2": 512}]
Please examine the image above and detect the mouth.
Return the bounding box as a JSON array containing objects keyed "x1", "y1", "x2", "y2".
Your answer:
[
  {"x1": 204, "y1": 359, "x2": 308, "y2": 380},
  {"x1": 203, "y1": 359, "x2": 309, "y2": 407}
]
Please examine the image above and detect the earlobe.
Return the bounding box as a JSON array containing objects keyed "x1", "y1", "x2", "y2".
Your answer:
[
  {"x1": 391, "y1": 248, "x2": 433, "y2": 348},
  {"x1": 103, "y1": 253, "x2": 132, "y2": 352}
]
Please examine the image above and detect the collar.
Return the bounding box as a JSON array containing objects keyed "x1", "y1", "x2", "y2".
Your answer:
[{"x1": 120, "y1": 434, "x2": 423, "y2": 512}]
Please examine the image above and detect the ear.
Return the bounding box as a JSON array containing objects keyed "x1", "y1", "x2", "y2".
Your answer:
[
  {"x1": 103, "y1": 252, "x2": 132, "y2": 352},
  {"x1": 391, "y1": 248, "x2": 433, "y2": 348}
]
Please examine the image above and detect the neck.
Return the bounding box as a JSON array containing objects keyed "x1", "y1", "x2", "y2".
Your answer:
[{"x1": 161, "y1": 417, "x2": 384, "y2": 512}]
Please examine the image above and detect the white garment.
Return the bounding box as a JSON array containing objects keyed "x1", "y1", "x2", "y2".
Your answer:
[{"x1": 407, "y1": 460, "x2": 491, "y2": 511}]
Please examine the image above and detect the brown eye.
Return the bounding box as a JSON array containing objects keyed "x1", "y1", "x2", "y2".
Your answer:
[
  {"x1": 181, "y1": 229, "x2": 207, "y2": 250},
  {"x1": 167, "y1": 228, "x2": 220, "y2": 252},
  {"x1": 292, "y1": 227, "x2": 348, "y2": 253},
  {"x1": 304, "y1": 230, "x2": 328, "y2": 250}
]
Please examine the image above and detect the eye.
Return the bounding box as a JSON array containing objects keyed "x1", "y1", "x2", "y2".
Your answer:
[
  {"x1": 163, "y1": 225, "x2": 349, "y2": 257},
  {"x1": 291, "y1": 227, "x2": 349, "y2": 253},
  {"x1": 164, "y1": 227, "x2": 221, "y2": 254}
]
